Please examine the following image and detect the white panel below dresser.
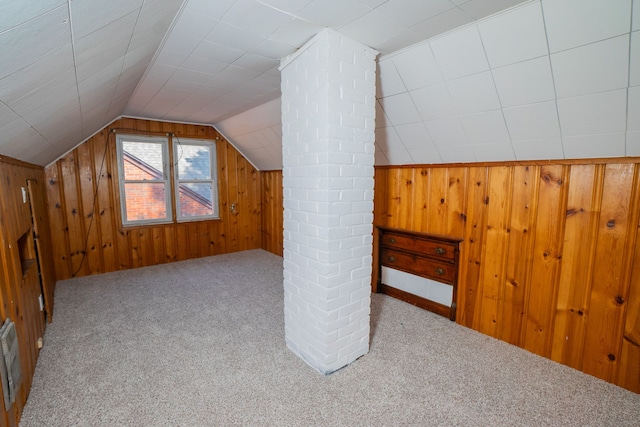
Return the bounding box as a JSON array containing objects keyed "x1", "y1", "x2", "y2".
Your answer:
[{"x1": 381, "y1": 266, "x2": 453, "y2": 307}]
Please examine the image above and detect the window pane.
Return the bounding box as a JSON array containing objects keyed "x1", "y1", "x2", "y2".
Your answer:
[
  {"x1": 176, "y1": 144, "x2": 211, "y2": 180},
  {"x1": 178, "y1": 182, "x2": 213, "y2": 217},
  {"x1": 122, "y1": 141, "x2": 165, "y2": 180},
  {"x1": 124, "y1": 183, "x2": 168, "y2": 221}
]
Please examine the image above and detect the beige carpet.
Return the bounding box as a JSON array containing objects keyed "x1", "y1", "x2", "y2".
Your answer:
[{"x1": 20, "y1": 249, "x2": 639, "y2": 426}]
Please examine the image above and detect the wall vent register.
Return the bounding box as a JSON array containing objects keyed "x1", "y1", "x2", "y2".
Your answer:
[
  {"x1": 0, "y1": 318, "x2": 21, "y2": 409},
  {"x1": 375, "y1": 227, "x2": 462, "y2": 321}
]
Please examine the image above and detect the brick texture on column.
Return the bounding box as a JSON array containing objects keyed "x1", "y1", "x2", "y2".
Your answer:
[{"x1": 280, "y1": 28, "x2": 377, "y2": 374}]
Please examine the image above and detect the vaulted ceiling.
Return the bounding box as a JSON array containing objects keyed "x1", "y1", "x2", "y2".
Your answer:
[{"x1": 1, "y1": 0, "x2": 638, "y2": 170}]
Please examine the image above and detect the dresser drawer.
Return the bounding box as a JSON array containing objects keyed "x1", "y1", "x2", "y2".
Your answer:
[
  {"x1": 380, "y1": 248, "x2": 455, "y2": 283},
  {"x1": 381, "y1": 232, "x2": 456, "y2": 261}
]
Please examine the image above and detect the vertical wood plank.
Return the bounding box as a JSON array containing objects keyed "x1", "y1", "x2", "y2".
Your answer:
[
  {"x1": 500, "y1": 165, "x2": 539, "y2": 346},
  {"x1": 458, "y1": 167, "x2": 488, "y2": 327},
  {"x1": 476, "y1": 166, "x2": 513, "y2": 337},
  {"x1": 551, "y1": 164, "x2": 602, "y2": 368},
  {"x1": 523, "y1": 165, "x2": 567, "y2": 357},
  {"x1": 582, "y1": 164, "x2": 638, "y2": 382},
  {"x1": 45, "y1": 163, "x2": 71, "y2": 279}
]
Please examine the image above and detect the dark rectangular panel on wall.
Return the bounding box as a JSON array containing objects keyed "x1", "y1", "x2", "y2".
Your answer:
[
  {"x1": 373, "y1": 159, "x2": 640, "y2": 393},
  {"x1": 45, "y1": 118, "x2": 262, "y2": 281}
]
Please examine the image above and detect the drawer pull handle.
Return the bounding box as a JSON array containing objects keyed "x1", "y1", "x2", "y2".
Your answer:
[
  {"x1": 435, "y1": 247, "x2": 446, "y2": 255},
  {"x1": 435, "y1": 268, "x2": 445, "y2": 276},
  {"x1": 388, "y1": 238, "x2": 396, "y2": 244},
  {"x1": 387, "y1": 256, "x2": 396, "y2": 263}
]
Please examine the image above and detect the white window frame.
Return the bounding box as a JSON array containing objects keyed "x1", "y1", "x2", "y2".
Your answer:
[
  {"x1": 116, "y1": 134, "x2": 173, "y2": 226},
  {"x1": 173, "y1": 138, "x2": 219, "y2": 221}
]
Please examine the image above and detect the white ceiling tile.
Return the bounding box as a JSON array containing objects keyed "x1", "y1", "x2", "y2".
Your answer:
[
  {"x1": 375, "y1": 100, "x2": 391, "y2": 128},
  {"x1": 10, "y1": 70, "x2": 77, "y2": 116},
  {"x1": 460, "y1": 0, "x2": 528, "y2": 20},
  {"x1": 437, "y1": 144, "x2": 476, "y2": 162},
  {"x1": 222, "y1": 0, "x2": 294, "y2": 38},
  {"x1": 478, "y1": 2, "x2": 548, "y2": 68},
  {"x1": 557, "y1": 89, "x2": 628, "y2": 136},
  {"x1": 410, "y1": 7, "x2": 475, "y2": 42},
  {"x1": 394, "y1": 122, "x2": 434, "y2": 149},
  {"x1": 0, "y1": 103, "x2": 19, "y2": 129},
  {"x1": 162, "y1": 33, "x2": 204, "y2": 55},
  {"x1": 0, "y1": 0, "x2": 66, "y2": 33},
  {"x1": 254, "y1": 39, "x2": 298, "y2": 59},
  {"x1": 411, "y1": 83, "x2": 457, "y2": 121},
  {"x1": 0, "y1": 119, "x2": 48, "y2": 158},
  {"x1": 0, "y1": 5, "x2": 71, "y2": 79},
  {"x1": 492, "y1": 56, "x2": 555, "y2": 107},
  {"x1": 472, "y1": 142, "x2": 515, "y2": 161},
  {"x1": 205, "y1": 22, "x2": 267, "y2": 52},
  {"x1": 628, "y1": 86, "x2": 640, "y2": 132},
  {"x1": 78, "y1": 61, "x2": 122, "y2": 95},
  {"x1": 74, "y1": 10, "x2": 137, "y2": 63},
  {"x1": 233, "y1": 54, "x2": 280, "y2": 73},
  {"x1": 512, "y1": 138, "x2": 564, "y2": 160},
  {"x1": 408, "y1": 147, "x2": 443, "y2": 164},
  {"x1": 391, "y1": 43, "x2": 443, "y2": 91},
  {"x1": 551, "y1": 35, "x2": 629, "y2": 99},
  {"x1": 425, "y1": 116, "x2": 469, "y2": 147},
  {"x1": 339, "y1": 10, "x2": 406, "y2": 47},
  {"x1": 25, "y1": 143, "x2": 62, "y2": 167},
  {"x1": 374, "y1": 144, "x2": 391, "y2": 165},
  {"x1": 193, "y1": 41, "x2": 244, "y2": 64},
  {"x1": 379, "y1": 93, "x2": 421, "y2": 125},
  {"x1": 154, "y1": 48, "x2": 191, "y2": 67},
  {"x1": 430, "y1": 25, "x2": 489, "y2": 80},
  {"x1": 503, "y1": 101, "x2": 560, "y2": 141},
  {"x1": 0, "y1": 45, "x2": 74, "y2": 104},
  {"x1": 147, "y1": 64, "x2": 179, "y2": 79},
  {"x1": 76, "y1": 42, "x2": 130, "y2": 84},
  {"x1": 70, "y1": 0, "x2": 143, "y2": 39},
  {"x1": 542, "y1": 0, "x2": 632, "y2": 53},
  {"x1": 383, "y1": 148, "x2": 414, "y2": 164},
  {"x1": 299, "y1": 0, "x2": 372, "y2": 28},
  {"x1": 375, "y1": 0, "x2": 456, "y2": 27},
  {"x1": 634, "y1": 0, "x2": 640, "y2": 31},
  {"x1": 169, "y1": 9, "x2": 219, "y2": 41},
  {"x1": 171, "y1": 68, "x2": 215, "y2": 85},
  {"x1": 446, "y1": 71, "x2": 501, "y2": 115},
  {"x1": 267, "y1": 18, "x2": 324, "y2": 47},
  {"x1": 258, "y1": 0, "x2": 314, "y2": 13},
  {"x1": 180, "y1": 55, "x2": 228, "y2": 75},
  {"x1": 562, "y1": 133, "x2": 626, "y2": 158},
  {"x1": 631, "y1": 31, "x2": 640, "y2": 87},
  {"x1": 377, "y1": 58, "x2": 407, "y2": 98},
  {"x1": 375, "y1": 29, "x2": 432, "y2": 55},
  {"x1": 375, "y1": 126, "x2": 404, "y2": 152},
  {"x1": 627, "y1": 131, "x2": 640, "y2": 155},
  {"x1": 182, "y1": 0, "x2": 236, "y2": 21},
  {"x1": 460, "y1": 110, "x2": 510, "y2": 144}
]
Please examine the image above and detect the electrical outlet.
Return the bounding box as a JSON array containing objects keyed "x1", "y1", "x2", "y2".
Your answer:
[
  {"x1": 38, "y1": 294, "x2": 44, "y2": 311},
  {"x1": 21, "y1": 187, "x2": 27, "y2": 203}
]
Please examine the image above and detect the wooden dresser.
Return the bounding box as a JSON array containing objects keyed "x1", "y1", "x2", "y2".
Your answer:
[{"x1": 375, "y1": 226, "x2": 462, "y2": 321}]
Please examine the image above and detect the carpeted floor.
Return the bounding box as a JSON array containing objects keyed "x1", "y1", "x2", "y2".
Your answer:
[{"x1": 20, "y1": 249, "x2": 640, "y2": 426}]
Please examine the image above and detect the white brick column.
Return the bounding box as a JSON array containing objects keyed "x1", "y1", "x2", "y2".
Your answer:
[{"x1": 279, "y1": 28, "x2": 377, "y2": 374}]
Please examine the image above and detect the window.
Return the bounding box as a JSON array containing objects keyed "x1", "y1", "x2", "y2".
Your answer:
[
  {"x1": 116, "y1": 134, "x2": 218, "y2": 226},
  {"x1": 174, "y1": 139, "x2": 218, "y2": 221}
]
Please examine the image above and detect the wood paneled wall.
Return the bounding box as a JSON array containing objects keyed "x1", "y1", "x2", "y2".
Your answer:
[
  {"x1": 200, "y1": 158, "x2": 640, "y2": 393},
  {"x1": 260, "y1": 171, "x2": 283, "y2": 256},
  {"x1": 45, "y1": 118, "x2": 262, "y2": 280},
  {"x1": 0, "y1": 156, "x2": 53, "y2": 426},
  {"x1": 374, "y1": 160, "x2": 640, "y2": 393}
]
